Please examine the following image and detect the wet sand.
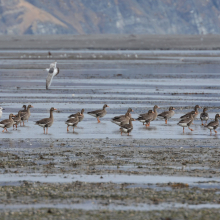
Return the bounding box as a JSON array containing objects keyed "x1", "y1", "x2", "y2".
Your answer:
[{"x1": 0, "y1": 49, "x2": 220, "y2": 219}]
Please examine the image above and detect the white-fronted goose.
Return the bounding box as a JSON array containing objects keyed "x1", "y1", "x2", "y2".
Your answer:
[
  {"x1": 200, "y1": 107, "x2": 209, "y2": 125},
  {"x1": 87, "y1": 104, "x2": 109, "y2": 123},
  {"x1": 35, "y1": 107, "x2": 57, "y2": 134},
  {"x1": 137, "y1": 110, "x2": 154, "y2": 127},
  {"x1": 68, "y1": 109, "x2": 84, "y2": 122},
  {"x1": 0, "y1": 114, "x2": 15, "y2": 132},
  {"x1": 111, "y1": 108, "x2": 133, "y2": 126},
  {"x1": 206, "y1": 114, "x2": 220, "y2": 134},
  {"x1": 46, "y1": 62, "x2": 60, "y2": 90},
  {"x1": 65, "y1": 112, "x2": 81, "y2": 132},
  {"x1": 180, "y1": 105, "x2": 201, "y2": 119},
  {"x1": 0, "y1": 107, "x2": 5, "y2": 119},
  {"x1": 20, "y1": 105, "x2": 34, "y2": 126},
  {"x1": 111, "y1": 112, "x2": 131, "y2": 126},
  {"x1": 120, "y1": 118, "x2": 135, "y2": 136},
  {"x1": 13, "y1": 111, "x2": 22, "y2": 130},
  {"x1": 178, "y1": 112, "x2": 195, "y2": 133},
  {"x1": 158, "y1": 106, "x2": 175, "y2": 124}
]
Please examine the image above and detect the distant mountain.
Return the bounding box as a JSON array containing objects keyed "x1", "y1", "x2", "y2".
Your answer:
[{"x1": 0, "y1": 0, "x2": 220, "y2": 35}]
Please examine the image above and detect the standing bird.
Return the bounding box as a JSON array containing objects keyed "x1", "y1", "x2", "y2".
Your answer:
[
  {"x1": 65, "y1": 112, "x2": 81, "y2": 132},
  {"x1": 68, "y1": 109, "x2": 84, "y2": 122},
  {"x1": 46, "y1": 62, "x2": 60, "y2": 90},
  {"x1": 206, "y1": 114, "x2": 220, "y2": 134},
  {"x1": 0, "y1": 107, "x2": 5, "y2": 119},
  {"x1": 136, "y1": 110, "x2": 154, "y2": 127},
  {"x1": 0, "y1": 114, "x2": 15, "y2": 132},
  {"x1": 35, "y1": 107, "x2": 57, "y2": 134},
  {"x1": 180, "y1": 105, "x2": 201, "y2": 120},
  {"x1": 178, "y1": 112, "x2": 195, "y2": 133},
  {"x1": 111, "y1": 112, "x2": 131, "y2": 126},
  {"x1": 158, "y1": 107, "x2": 175, "y2": 124},
  {"x1": 120, "y1": 118, "x2": 135, "y2": 136},
  {"x1": 87, "y1": 104, "x2": 109, "y2": 123},
  {"x1": 111, "y1": 108, "x2": 133, "y2": 126},
  {"x1": 13, "y1": 111, "x2": 22, "y2": 130},
  {"x1": 20, "y1": 105, "x2": 34, "y2": 126},
  {"x1": 200, "y1": 107, "x2": 209, "y2": 125}
]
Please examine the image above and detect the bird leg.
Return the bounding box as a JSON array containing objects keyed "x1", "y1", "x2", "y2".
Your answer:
[
  {"x1": 210, "y1": 130, "x2": 212, "y2": 134},
  {"x1": 2, "y1": 128, "x2": 6, "y2": 132},
  {"x1": 43, "y1": 127, "x2": 45, "y2": 134},
  {"x1": 214, "y1": 130, "x2": 217, "y2": 134},
  {"x1": 183, "y1": 127, "x2": 184, "y2": 133},
  {"x1": 188, "y1": 127, "x2": 193, "y2": 131},
  {"x1": 127, "y1": 133, "x2": 130, "y2": 136},
  {"x1": 97, "y1": 118, "x2": 101, "y2": 123},
  {"x1": 121, "y1": 131, "x2": 122, "y2": 136},
  {"x1": 73, "y1": 128, "x2": 74, "y2": 133},
  {"x1": 201, "y1": 121, "x2": 204, "y2": 126},
  {"x1": 16, "y1": 124, "x2": 17, "y2": 130},
  {"x1": 23, "y1": 121, "x2": 25, "y2": 126},
  {"x1": 46, "y1": 127, "x2": 48, "y2": 134},
  {"x1": 67, "y1": 126, "x2": 69, "y2": 132},
  {"x1": 165, "y1": 119, "x2": 167, "y2": 124}
]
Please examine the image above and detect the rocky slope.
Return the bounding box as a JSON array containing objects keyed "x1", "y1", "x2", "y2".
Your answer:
[{"x1": 0, "y1": 0, "x2": 220, "y2": 35}]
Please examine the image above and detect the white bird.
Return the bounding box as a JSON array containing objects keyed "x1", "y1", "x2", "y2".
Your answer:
[
  {"x1": 45, "y1": 62, "x2": 60, "y2": 90},
  {"x1": 0, "y1": 107, "x2": 5, "y2": 119}
]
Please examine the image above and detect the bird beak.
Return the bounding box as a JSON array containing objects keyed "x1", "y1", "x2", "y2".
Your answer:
[
  {"x1": 31, "y1": 106, "x2": 34, "y2": 108},
  {"x1": 132, "y1": 110, "x2": 134, "y2": 112},
  {"x1": 173, "y1": 108, "x2": 176, "y2": 110},
  {"x1": 107, "y1": 105, "x2": 109, "y2": 107},
  {"x1": 158, "y1": 107, "x2": 160, "y2": 108},
  {"x1": 54, "y1": 108, "x2": 57, "y2": 111},
  {"x1": 199, "y1": 106, "x2": 201, "y2": 108},
  {"x1": 13, "y1": 115, "x2": 16, "y2": 117},
  {"x1": 152, "y1": 111, "x2": 155, "y2": 113},
  {"x1": 133, "y1": 119, "x2": 136, "y2": 121}
]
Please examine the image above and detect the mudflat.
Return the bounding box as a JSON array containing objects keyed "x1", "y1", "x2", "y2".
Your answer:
[{"x1": 0, "y1": 34, "x2": 220, "y2": 50}]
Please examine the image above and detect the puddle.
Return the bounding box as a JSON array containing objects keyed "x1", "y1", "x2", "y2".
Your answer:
[
  {"x1": 0, "y1": 201, "x2": 220, "y2": 211},
  {"x1": 0, "y1": 174, "x2": 219, "y2": 185}
]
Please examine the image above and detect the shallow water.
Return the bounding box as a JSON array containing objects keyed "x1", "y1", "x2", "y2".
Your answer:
[{"x1": 0, "y1": 50, "x2": 220, "y2": 139}]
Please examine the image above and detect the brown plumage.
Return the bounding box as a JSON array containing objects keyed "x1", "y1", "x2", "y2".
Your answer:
[
  {"x1": 178, "y1": 112, "x2": 195, "y2": 133},
  {"x1": 68, "y1": 109, "x2": 84, "y2": 122},
  {"x1": 206, "y1": 114, "x2": 220, "y2": 134},
  {"x1": 13, "y1": 111, "x2": 22, "y2": 130},
  {"x1": 35, "y1": 107, "x2": 57, "y2": 134},
  {"x1": 87, "y1": 104, "x2": 109, "y2": 123},
  {"x1": 180, "y1": 105, "x2": 201, "y2": 120},
  {"x1": 20, "y1": 105, "x2": 34, "y2": 126},
  {"x1": 137, "y1": 110, "x2": 154, "y2": 127},
  {"x1": 158, "y1": 106, "x2": 175, "y2": 124},
  {"x1": 66, "y1": 112, "x2": 81, "y2": 132},
  {"x1": 120, "y1": 118, "x2": 135, "y2": 136},
  {"x1": 0, "y1": 114, "x2": 15, "y2": 132},
  {"x1": 200, "y1": 107, "x2": 209, "y2": 125}
]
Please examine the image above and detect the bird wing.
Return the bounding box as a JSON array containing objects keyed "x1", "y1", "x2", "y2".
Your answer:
[
  {"x1": 88, "y1": 109, "x2": 103, "y2": 117},
  {"x1": 0, "y1": 119, "x2": 11, "y2": 126},
  {"x1": 46, "y1": 72, "x2": 54, "y2": 90},
  {"x1": 158, "y1": 111, "x2": 169, "y2": 118},
  {"x1": 55, "y1": 68, "x2": 59, "y2": 76}
]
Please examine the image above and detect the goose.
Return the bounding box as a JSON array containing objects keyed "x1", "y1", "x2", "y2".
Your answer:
[
  {"x1": 200, "y1": 107, "x2": 209, "y2": 125},
  {"x1": 68, "y1": 109, "x2": 84, "y2": 122},
  {"x1": 136, "y1": 110, "x2": 154, "y2": 127},
  {"x1": 120, "y1": 118, "x2": 135, "y2": 136},
  {"x1": 158, "y1": 106, "x2": 175, "y2": 124},
  {"x1": 35, "y1": 107, "x2": 57, "y2": 134},
  {"x1": 13, "y1": 111, "x2": 22, "y2": 130},
  {"x1": 206, "y1": 114, "x2": 220, "y2": 134},
  {"x1": 111, "y1": 112, "x2": 131, "y2": 126},
  {"x1": 111, "y1": 108, "x2": 133, "y2": 126},
  {"x1": 0, "y1": 114, "x2": 15, "y2": 132},
  {"x1": 87, "y1": 104, "x2": 109, "y2": 123},
  {"x1": 46, "y1": 62, "x2": 60, "y2": 90},
  {"x1": 65, "y1": 112, "x2": 81, "y2": 132},
  {"x1": 180, "y1": 105, "x2": 201, "y2": 120},
  {"x1": 20, "y1": 105, "x2": 34, "y2": 126},
  {"x1": 178, "y1": 112, "x2": 195, "y2": 133}
]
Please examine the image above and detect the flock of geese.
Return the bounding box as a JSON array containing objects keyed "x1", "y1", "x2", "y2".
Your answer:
[{"x1": 0, "y1": 104, "x2": 219, "y2": 135}]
